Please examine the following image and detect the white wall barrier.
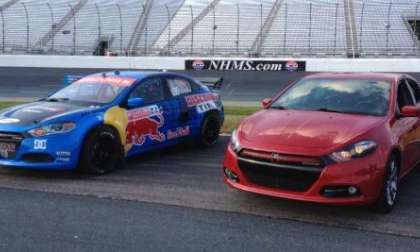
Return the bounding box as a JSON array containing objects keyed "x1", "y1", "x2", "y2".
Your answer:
[{"x1": 0, "y1": 55, "x2": 419, "y2": 73}]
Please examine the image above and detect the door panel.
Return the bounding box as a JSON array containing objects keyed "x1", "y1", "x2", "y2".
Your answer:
[{"x1": 396, "y1": 80, "x2": 419, "y2": 174}]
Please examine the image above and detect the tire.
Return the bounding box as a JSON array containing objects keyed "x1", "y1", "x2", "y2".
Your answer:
[
  {"x1": 78, "y1": 125, "x2": 125, "y2": 175},
  {"x1": 374, "y1": 154, "x2": 399, "y2": 213},
  {"x1": 198, "y1": 113, "x2": 221, "y2": 147}
]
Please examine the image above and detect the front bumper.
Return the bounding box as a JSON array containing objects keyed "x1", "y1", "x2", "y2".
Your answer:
[
  {"x1": 223, "y1": 145, "x2": 386, "y2": 206},
  {"x1": 0, "y1": 131, "x2": 81, "y2": 170}
]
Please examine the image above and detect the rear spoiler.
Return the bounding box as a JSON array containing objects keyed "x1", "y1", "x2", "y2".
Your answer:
[
  {"x1": 196, "y1": 77, "x2": 223, "y2": 90},
  {"x1": 63, "y1": 75, "x2": 84, "y2": 85}
]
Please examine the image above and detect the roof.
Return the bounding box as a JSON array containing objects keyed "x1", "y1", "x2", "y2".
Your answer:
[{"x1": 90, "y1": 71, "x2": 163, "y2": 80}]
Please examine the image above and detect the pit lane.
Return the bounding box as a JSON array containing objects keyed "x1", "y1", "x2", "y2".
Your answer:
[{"x1": 0, "y1": 136, "x2": 419, "y2": 239}]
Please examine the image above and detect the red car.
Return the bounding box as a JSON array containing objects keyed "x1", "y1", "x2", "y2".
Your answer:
[{"x1": 223, "y1": 73, "x2": 420, "y2": 212}]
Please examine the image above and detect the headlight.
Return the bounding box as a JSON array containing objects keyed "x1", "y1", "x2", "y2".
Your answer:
[
  {"x1": 230, "y1": 129, "x2": 242, "y2": 153},
  {"x1": 28, "y1": 122, "x2": 76, "y2": 137},
  {"x1": 329, "y1": 141, "x2": 377, "y2": 163}
]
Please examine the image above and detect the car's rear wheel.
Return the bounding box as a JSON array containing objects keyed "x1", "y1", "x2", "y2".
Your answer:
[
  {"x1": 79, "y1": 125, "x2": 124, "y2": 175},
  {"x1": 198, "y1": 113, "x2": 221, "y2": 147},
  {"x1": 374, "y1": 154, "x2": 399, "y2": 213}
]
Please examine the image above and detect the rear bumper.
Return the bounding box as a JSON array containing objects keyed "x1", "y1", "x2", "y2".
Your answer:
[{"x1": 223, "y1": 145, "x2": 385, "y2": 206}]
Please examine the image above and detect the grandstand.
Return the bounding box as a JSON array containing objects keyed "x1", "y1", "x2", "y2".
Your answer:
[{"x1": 0, "y1": 0, "x2": 418, "y2": 58}]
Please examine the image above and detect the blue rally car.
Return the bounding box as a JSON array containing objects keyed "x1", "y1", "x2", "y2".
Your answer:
[{"x1": 0, "y1": 71, "x2": 224, "y2": 174}]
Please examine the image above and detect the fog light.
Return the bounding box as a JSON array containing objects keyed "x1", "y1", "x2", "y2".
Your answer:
[
  {"x1": 321, "y1": 186, "x2": 360, "y2": 197},
  {"x1": 348, "y1": 186, "x2": 358, "y2": 195},
  {"x1": 224, "y1": 167, "x2": 238, "y2": 182}
]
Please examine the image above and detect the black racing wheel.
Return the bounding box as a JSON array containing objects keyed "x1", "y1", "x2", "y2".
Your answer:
[
  {"x1": 198, "y1": 113, "x2": 221, "y2": 147},
  {"x1": 79, "y1": 125, "x2": 124, "y2": 175}
]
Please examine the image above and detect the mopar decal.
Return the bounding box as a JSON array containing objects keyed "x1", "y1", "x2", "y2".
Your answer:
[
  {"x1": 186, "y1": 59, "x2": 306, "y2": 72},
  {"x1": 126, "y1": 105, "x2": 166, "y2": 146},
  {"x1": 56, "y1": 151, "x2": 71, "y2": 162}
]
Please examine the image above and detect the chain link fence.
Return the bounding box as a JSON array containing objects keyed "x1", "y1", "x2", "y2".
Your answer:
[{"x1": 0, "y1": 0, "x2": 419, "y2": 58}]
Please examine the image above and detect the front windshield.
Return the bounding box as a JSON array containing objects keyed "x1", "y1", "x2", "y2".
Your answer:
[
  {"x1": 271, "y1": 78, "x2": 391, "y2": 116},
  {"x1": 48, "y1": 76, "x2": 135, "y2": 104}
]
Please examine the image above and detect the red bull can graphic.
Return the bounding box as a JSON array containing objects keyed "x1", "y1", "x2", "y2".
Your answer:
[{"x1": 126, "y1": 105, "x2": 166, "y2": 146}]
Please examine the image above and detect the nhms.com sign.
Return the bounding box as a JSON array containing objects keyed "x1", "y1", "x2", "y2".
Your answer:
[{"x1": 185, "y1": 59, "x2": 306, "y2": 72}]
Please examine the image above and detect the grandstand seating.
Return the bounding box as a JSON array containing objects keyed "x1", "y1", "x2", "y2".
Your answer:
[{"x1": 0, "y1": 0, "x2": 418, "y2": 58}]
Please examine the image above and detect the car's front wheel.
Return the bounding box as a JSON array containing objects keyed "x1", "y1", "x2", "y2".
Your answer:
[
  {"x1": 374, "y1": 154, "x2": 399, "y2": 213},
  {"x1": 79, "y1": 125, "x2": 124, "y2": 175}
]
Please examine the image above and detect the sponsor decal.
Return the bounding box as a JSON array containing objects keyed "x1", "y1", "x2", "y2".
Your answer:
[
  {"x1": 192, "y1": 60, "x2": 205, "y2": 70},
  {"x1": 0, "y1": 118, "x2": 20, "y2": 124},
  {"x1": 185, "y1": 59, "x2": 306, "y2": 72},
  {"x1": 34, "y1": 139, "x2": 47, "y2": 150},
  {"x1": 185, "y1": 93, "x2": 217, "y2": 114},
  {"x1": 167, "y1": 126, "x2": 190, "y2": 140},
  {"x1": 285, "y1": 60, "x2": 299, "y2": 72},
  {"x1": 56, "y1": 151, "x2": 71, "y2": 162},
  {"x1": 75, "y1": 76, "x2": 136, "y2": 87},
  {"x1": 126, "y1": 105, "x2": 166, "y2": 146},
  {"x1": 185, "y1": 93, "x2": 216, "y2": 107},
  {"x1": 196, "y1": 101, "x2": 217, "y2": 114}
]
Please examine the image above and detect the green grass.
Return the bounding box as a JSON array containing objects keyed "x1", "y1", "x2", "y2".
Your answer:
[
  {"x1": 0, "y1": 102, "x2": 258, "y2": 133},
  {"x1": 0, "y1": 102, "x2": 22, "y2": 110},
  {"x1": 222, "y1": 106, "x2": 260, "y2": 133}
]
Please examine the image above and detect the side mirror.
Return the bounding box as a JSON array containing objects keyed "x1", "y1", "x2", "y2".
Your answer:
[
  {"x1": 127, "y1": 97, "x2": 144, "y2": 109},
  {"x1": 261, "y1": 98, "x2": 273, "y2": 109},
  {"x1": 401, "y1": 105, "x2": 420, "y2": 117}
]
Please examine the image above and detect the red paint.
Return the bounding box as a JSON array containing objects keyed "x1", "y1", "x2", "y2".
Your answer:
[{"x1": 223, "y1": 73, "x2": 420, "y2": 205}]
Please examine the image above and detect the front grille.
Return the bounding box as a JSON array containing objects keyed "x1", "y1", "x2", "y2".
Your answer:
[
  {"x1": 238, "y1": 149, "x2": 324, "y2": 192},
  {"x1": 0, "y1": 132, "x2": 24, "y2": 160},
  {"x1": 0, "y1": 132, "x2": 24, "y2": 143},
  {"x1": 22, "y1": 154, "x2": 54, "y2": 163}
]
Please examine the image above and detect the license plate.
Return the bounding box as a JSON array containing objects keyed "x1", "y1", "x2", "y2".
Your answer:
[{"x1": 0, "y1": 142, "x2": 16, "y2": 158}]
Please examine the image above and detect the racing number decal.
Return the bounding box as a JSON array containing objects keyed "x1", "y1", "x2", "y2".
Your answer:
[{"x1": 126, "y1": 105, "x2": 166, "y2": 146}]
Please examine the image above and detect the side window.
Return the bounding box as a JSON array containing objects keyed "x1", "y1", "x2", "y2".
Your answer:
[
  {"x1": 406, "y1": 79, "x2": 420, "y2": 103},
  {"x1": 129, "y1": 77, "x2": 165, "y2": 104},
  {"x1": 397, "y1": 81, "x2": 415, "y2": 110},
  {"x1": 167, "y1": 78, "x2": 192, "y2": 97}
]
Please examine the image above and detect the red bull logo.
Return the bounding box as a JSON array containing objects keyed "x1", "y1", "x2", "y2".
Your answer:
[{"x1": 126, "y1": 105, "x2": 165, "y2": 146}]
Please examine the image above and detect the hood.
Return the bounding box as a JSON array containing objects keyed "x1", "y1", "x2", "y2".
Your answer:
[
  {"x1": 0, "y1": 101, "x2": 89, "y2": 126},
  {"x1": 238, "y1": 109, "x2": 384, "y2": 156}
]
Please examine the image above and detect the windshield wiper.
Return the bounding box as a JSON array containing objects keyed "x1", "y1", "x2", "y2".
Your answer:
[
  {"x1": 270, "y1": 105, "x2": 287, "y2": 110},
  {"x1": 45, "y1": 97, "x2": 70, "y2": 102},
  {"x1": 315, "y1": 108, "x2": 343, "y2": 113}
]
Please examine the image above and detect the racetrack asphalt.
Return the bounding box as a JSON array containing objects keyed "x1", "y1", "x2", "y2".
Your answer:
[
  {"x1": 0, "y1": 136, "x2": 419, "y2": 251},
  {"x1": 2, "y1": 67, "x2": 420, "y2": 106},
  {"x1": 1, "y1": 67, "x2": 420, "y2": 250}
]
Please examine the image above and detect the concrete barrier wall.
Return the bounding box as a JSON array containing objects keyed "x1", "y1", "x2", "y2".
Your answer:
[{"x1": 0, "y1": 55, "x2": 419, "y2": 72}]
